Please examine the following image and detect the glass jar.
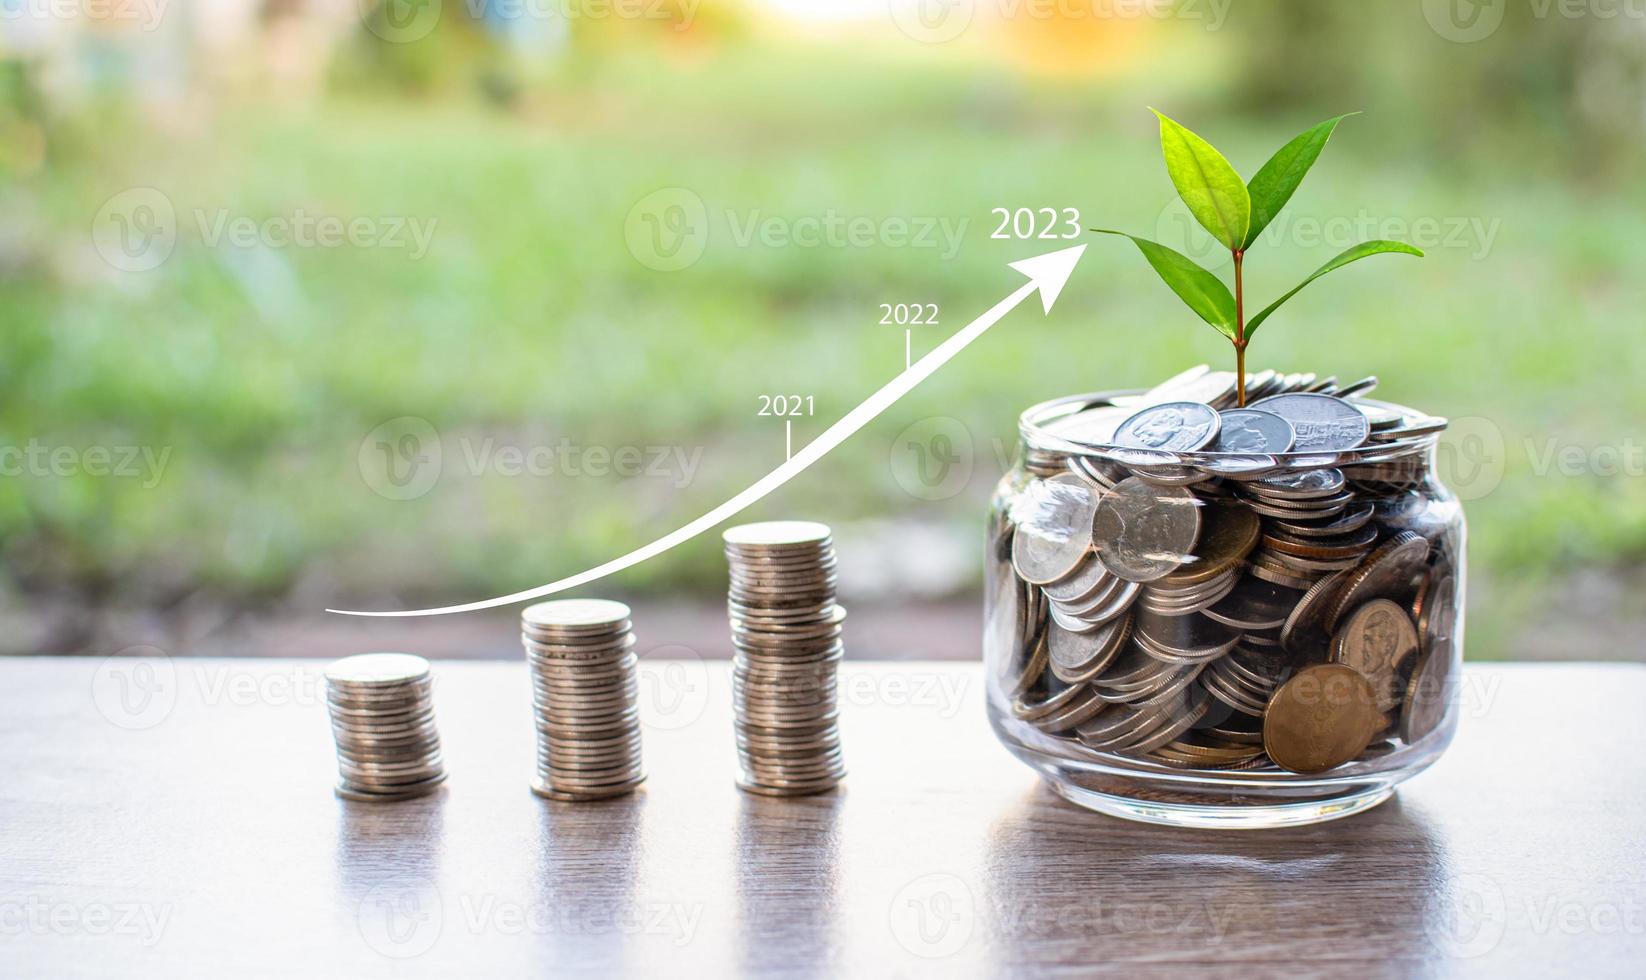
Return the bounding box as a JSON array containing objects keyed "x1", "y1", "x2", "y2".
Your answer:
[{"x1": 984, "y1": 378, "x2": 1465, "y2": 829}]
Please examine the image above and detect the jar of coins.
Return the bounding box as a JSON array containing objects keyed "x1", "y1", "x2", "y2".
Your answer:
[{"x1": 984, "y1": 367, "x2": 1464, "y2": 828}]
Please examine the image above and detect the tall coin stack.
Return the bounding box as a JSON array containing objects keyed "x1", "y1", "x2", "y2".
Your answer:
[
  {"x1": 724, "y1": 521, "x2": 848, "y2": 796},
  {"x1": 522, "y1": 598, "x2": 646, "y2": 801},
  {"x1": 325, "y1": 653, "x2": 447, "y2": 802}
]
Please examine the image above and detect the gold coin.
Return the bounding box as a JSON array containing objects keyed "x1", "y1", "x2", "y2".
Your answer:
[
  {"x1": 1263, "y1": 664, "x2": 1385, "y2": 774},
  {"x1": 1330, "y1": 598, "x2": 1419, "y2": 713}
]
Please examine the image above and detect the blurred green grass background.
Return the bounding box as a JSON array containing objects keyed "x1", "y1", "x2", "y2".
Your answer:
[{"x1": 3, "y1": 2, "x2": 1645, "y2": 658}]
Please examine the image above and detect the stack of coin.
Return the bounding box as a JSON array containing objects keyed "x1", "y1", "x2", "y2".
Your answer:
[
  {"x1": 724, "y1": 521, "x2": 847, "y2": 796},
  {"x1": 325, "y1": 653, "x2": 447, "y2": 801},
  {"x1": 521, "y1": 599, "x2": 645, "y2": 801},
  {"x1": 998, "y1": 366, "x2": 1462, "y2": 776}
]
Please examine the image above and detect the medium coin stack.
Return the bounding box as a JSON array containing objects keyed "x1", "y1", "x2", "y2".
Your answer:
[
  {"x1": 522, "y1": 599, "x2": 645, "y2": 801},
  {"x1": 325, "y1": 653, "x2": 447, "y2": 802},
  {"x1": 999, "y1": 365, "x2": 1461, "y2": 776},
  {"x1": 724, "y1": 521, "x2": 847, "y2": 796}
]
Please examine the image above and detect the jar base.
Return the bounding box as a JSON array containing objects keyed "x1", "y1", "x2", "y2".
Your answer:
[{"x1": 1047, "y1": 779, "x2": 1394, "y2": 830}]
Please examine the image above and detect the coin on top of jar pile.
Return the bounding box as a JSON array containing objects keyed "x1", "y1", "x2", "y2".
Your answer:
[
  {"x1": 1209, "y1": 408, "x2": 1296, "y2": 454},
  {"x1": 1112, "y1": 401, "x2": 1222, "y2": 453},
  {"x1": 1010, "y1": 473, "x2": 1100, "y2": 585},
  {"x1": 1113, "y1": 365, "x2": 1239, "y2": 409},
  {"x1": 1090, "y1": 477, "x2": 1202, "y2": 583},
  {"x1": 1249, "y1": 392, "x2": 1371, "y2": 452},
  {"x1": 1044, "y1": 405, "x2": 1130, "y2": 446},
  {"x1": 1330, "y1": 598, "x2": 1420, "y2": 713},
  {"x1": 1263, "y1": 663, "x2": 1386, "y2": 774}
]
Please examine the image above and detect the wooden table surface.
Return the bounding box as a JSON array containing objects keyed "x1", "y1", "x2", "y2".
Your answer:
[{"x1": 3, "y1": 657, "x2": 1643, "y2": 978}]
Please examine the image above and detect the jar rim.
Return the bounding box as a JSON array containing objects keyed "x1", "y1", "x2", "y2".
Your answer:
[{"x1": 1018, "y1": 389, "x2": 1444, "y2": 476}]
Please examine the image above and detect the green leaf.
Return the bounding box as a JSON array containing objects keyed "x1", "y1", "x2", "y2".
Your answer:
[
  {"x1": 1091, "y1": 230, "x2": 1238, "y2": 341},
  {"x1": 1245, "y1": 240, "x2": 1425, "y2": 338},
  {"x1": 1152, "y1": 109, "x2": 1250, "y2": 252},
  {"x1": 1243, "y1": 113, "x2": 1355, "y2": 249}
]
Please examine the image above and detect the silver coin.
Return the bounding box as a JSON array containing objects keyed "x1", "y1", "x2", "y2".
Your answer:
[
  {"x1": 1247, "y1": 467, "x2": 1347, "y2": 500},
  {"x1": 324, "y1": 653, "x2": 432, "y2": 688},
  {"x1": 1048, "y1": 613, "x2": 1133, "y2": 683},
  {"x1": 1211, "y1": 409, "x2": 1296, "y2": 454},
  {"x1": 1091, "y1": 478, "x2": 1202, "y2": 583},
  {"x1": 1011, "y1": 474, "x2": 1099, "y2": 585},
  {"x1": 1041, "y1": 554, "x2": 1111, "y2": 603},
  {"x1": 1044, "y1": 406, "x2": 1130, "y2": 446},
  {"x1": 522, "y1": 598, "x2": 632, "y2": 631},
  {"x1": 1113, "y1": 401, "x2": 1222, "y2": 453},
  {"x1": 723, "y1": 520, "x2": 833, "y2": 550},
  {"x1": 1248, "y1": 392, "x2": 1370, "y2": 452}
]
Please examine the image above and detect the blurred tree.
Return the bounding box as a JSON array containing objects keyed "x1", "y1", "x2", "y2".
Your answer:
[{"x1": 1228, "y1": 0, "x2": 1644, "y2": 176}]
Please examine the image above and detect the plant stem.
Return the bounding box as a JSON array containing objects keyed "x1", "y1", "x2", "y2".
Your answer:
[{"x1": 1232, "y1": 250, "x2": 1247, "y2": 407}]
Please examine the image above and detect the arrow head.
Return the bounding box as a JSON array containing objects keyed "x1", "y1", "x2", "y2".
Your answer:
[{"x1": 1008, "y1": 243, "x2": 1087, "y2": 314}]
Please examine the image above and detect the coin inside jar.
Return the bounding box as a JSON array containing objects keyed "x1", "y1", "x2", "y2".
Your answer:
[
  {"x1": 1400, "y1": 645, "x2": 1454, "y2": 743},
  {"x1": 1325, "y1": 531, "x2": 1431, "y2": 631},
  {"x1": 1011, "y1": 473, "x2": 1100, "y2": 585},
  {"x1": 1156, "y1": 500, "x2": 1259, "y2": 587},
  {"x1": 1091, "y1": 478, "x2": 1202, "y2": 583},
  {"x1": 1329, "y1": 598, "x2": 1420, "y2": 713},
  {"x1": 1263, "y1": 664, "x2": 1385, "y2": 773}
]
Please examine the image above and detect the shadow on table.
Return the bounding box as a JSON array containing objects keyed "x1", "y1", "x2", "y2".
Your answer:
[
  {"x1": 530, "y1": 792, "x2": 650, "y2": 971},
  {"x1": 332, "y1": 790, "x2": 451, "y2": 959},
  {"x1": 981, "y1": 786, "x2": 1469, "y2": 967},
  {"x1": 734, "y1": 791, "x2": 845, "y2": 979}
]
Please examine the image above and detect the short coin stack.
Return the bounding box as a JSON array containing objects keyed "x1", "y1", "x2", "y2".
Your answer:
[
  {"x1": 521, "y1": 599, "x2": 646, "y2": 801},
  {"x1": 724, "y1": 521, "x2": 847, "y2": 796},
  {"x1": 325, "y1": 653, "x2": 447, "y2": 801}
]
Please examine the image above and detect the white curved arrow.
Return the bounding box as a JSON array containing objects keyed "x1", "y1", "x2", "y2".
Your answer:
[{"x1": 330, "y1": 244, "x2": 1087, "y2": 617}]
